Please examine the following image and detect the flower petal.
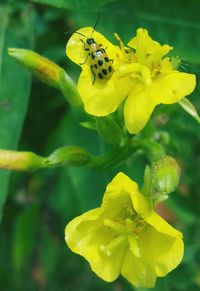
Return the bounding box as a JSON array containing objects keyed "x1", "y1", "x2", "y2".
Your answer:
[
  {"x1": 124, "y1": 88, "x2": 158, "y2": 134},
  {"x1": 66, "y1": 27, "x2": 121, "y2": 66},
  {"x1": 153, "y1": 71, "x2": 196, "y2": 104},
  {"x1": 139, "y1": 224, "x2": 184, "y2": 277},
  {"x1": 122, "y1": 222, "x2": 183, "y2": 287},
  {"x1": 121, "y1": 249, "x2": 157, "y2": 288},
  {"x1": 65, "y1": 208, "x2": 127, "y2": 282},
  {"x1": 78, "y1": 67, "x2": 132, "y2": 116},
  {"x1": 128, "y1": 28, "x2": 172, "y2": 66},
  {"x1": 145, "y1": 211, "x2": 183, "y2": 238},
  {"x1": 102, "y1": 172, "x2": 151, "y2": 215}
]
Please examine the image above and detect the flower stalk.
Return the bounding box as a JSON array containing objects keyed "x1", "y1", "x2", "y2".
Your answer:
[{"x1": 0, "y1": 147, "x2": 89, "y2": 172}]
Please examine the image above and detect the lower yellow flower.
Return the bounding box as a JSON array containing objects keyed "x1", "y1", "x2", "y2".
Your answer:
[
  {"x1": 66, "y1": 28, "x2": 196, "y2": 134},
  {"x1": 65, "y1": 172, "x2": 183, "y2": 288}
]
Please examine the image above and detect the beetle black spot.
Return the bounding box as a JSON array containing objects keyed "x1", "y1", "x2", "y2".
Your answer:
[
  {"x1": 98, "y1": 73, "x2": 103, "y2": 79},
  {"x1": 108, "y1": 66, "x2": 113, "y2": 72},
  {"x1": 94, "y1": 64, "x2": 98, "y2": 69},
  {"x1": 105, "y1": 57, "x2": 109, "y2": 62},
  {"x1": 98, "y1": 59, "x2": 103, "y2": 66},
  {"x1": 102, "y1": 69, "x2": 107, "y2": 75},
  {"x1": 90, "y1": 65, "x2": 93, "y2": 68},
  {"x1": 91, "y1": 53, "x2": 95, "y2": 59}
]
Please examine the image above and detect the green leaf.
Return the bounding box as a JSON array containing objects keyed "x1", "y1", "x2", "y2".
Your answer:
[
  {"x1": 0, "y1": 5, "x2": 9, "y2": 78},
  {"x1": 13, "y1": 204, "x2": 39, "y2": 271},
  {"x1": 31, "y1": 0, "x2": 117, "y2": 11},
  {"x1": 0, "y1": 4, "x2": 35, "y2": 222}
]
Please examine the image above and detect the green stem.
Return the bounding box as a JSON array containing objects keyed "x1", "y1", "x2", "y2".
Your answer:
[
  {"x1": 131, "y1": 138, "x2": 166, "y2": 162},
  {"x1": 0, "y1": 137, "x2": 164, "y2": 172},
  {"x1": 58, "y1": 69, "x2": 83, "y2": 107},
  {"x1": 89, "y1": 145, "x2": 134, "y2": 170}
]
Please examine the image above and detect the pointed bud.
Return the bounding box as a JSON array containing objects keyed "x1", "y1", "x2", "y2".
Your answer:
[
  {"x1": 8, "y1": 48, "x2": 61, "y2": 88},
  {"x1": 8, "y1": 48, "x2": 82, "y2": 107},
  {"x1": 0, "y1": 150, "x2": 45, "y2": 172}
]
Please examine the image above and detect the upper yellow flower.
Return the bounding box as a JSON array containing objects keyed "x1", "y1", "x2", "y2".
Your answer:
[
  {"x1": 66, "y1": 28, "x2": 196, "y2": 134},
  {"x1": 65, "y1": 172, "x2": 183, "y2": 288}
]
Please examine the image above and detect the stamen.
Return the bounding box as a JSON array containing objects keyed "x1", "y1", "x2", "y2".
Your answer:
[
  {"x1": 128, "y1": 236, "x2": 141, "y2": 258},
  {"x1": 101, "y1": 235, "x2": 126, "y2": 256},
  {"x1": 104, "y1": 219, "x2": 128, "y2": 234},
  {"x1": 103, "y1": 214, "x2": 146, "y2": 258}
]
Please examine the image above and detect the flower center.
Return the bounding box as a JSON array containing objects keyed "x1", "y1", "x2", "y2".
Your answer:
[
  {"x1": 118, "y1": 62, "x2": 152, "y2": 86},
  {"x1": 101, "y1": 204, "x2": 146, "y2": 257}
]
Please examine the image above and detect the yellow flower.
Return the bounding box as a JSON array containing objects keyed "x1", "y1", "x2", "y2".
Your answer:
[
  {"x1": 65, "y1": 172, "x2": 183, "y2": 288},
  {"x1": 66, "y1": 28, "x2": 196, "y2": 134}
]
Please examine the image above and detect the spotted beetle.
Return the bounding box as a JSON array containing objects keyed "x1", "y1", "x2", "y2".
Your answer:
[
  {"x1": 75, "y1": 15, "x2": 114, "y2": 84},
  {"x1": 82, "y1": 37, "x2": 113, "y2": 83}
]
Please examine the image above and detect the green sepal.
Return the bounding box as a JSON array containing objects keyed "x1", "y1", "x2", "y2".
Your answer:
[
  {"x1": 44, "y1": 146, "x2": 90, "y2": 167},
  {"x1": 95, "y1": 116, "x2": 124, "y2": 146},
  {"x1": 179, "y1": 97, "x2": 200, "y2": 124}
]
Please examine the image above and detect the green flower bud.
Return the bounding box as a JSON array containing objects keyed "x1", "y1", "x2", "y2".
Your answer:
[
  {"x1": 45, "y1": 146, "x2": 90, "y2": 167},
  {"x1": 152, "y1": 156, "x2": 180, "y2": 197},
  {"x1": 8, "y1": 48, "x2": 82, "y2": 107},
  {"x1": 0, "y1": 150, "x2": 44, "y2": 172},
  {"x1": 8, "y1": 48, "x2": 61, "y2": 88}
]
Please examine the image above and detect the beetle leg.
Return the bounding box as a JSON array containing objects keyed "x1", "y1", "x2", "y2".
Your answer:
[
  {"x1": 90, "y1": 66, "x2": 96, "y2": 85},
  {"x1": 79, "y1": 53, "x2": 89, "y2": 65}
]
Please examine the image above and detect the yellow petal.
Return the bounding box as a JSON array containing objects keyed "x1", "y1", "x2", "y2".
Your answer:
[
  {"x1": 121, "y1": 249, "x2": 157, "y2": 288},
  {"x1": 102, "y1": 172, "x2": 151, "y2": 216},
  {"x1": 124, "y1": 88, "x2": 158, "y2": 134},
  {"x1": 65, "y1": 208, "x2": 102, "y2": 253},
  {"x1": 153, "y1": 71, "x2": 196, "y2": 104},
  {"x1": 78, "y1": 67, "x2": 132, "y2": 116},
  {"x1": 65, "y1": 207, "x2": 127, "y2": 282},
  {"x1": 122, "y1": 222, "x2": 183, "y2": 287},
  {"x1": 145, "y1": 211, "x2": 183, "y2": 238},
  {"x1": 124, "y1": 71, "x2": 196, "y2": 134},
  {"x1": 139, "y1": 224, "x2": 184, "y2": 277},
  {"x1": 128, "y1": 28, "x2": 172, "y2": 66},
  {"x1": 66, "y1": 27, "x2": 121, "y2": 66}
]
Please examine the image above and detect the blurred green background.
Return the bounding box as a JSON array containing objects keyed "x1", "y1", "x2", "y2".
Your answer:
[{"x1": 0, "y1": 0, "x2": 200, "y2": 290}]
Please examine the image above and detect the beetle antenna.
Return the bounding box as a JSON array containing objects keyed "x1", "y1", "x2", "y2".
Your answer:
[
  {"x1": 64, "y1": 30, "x2": 87, "y2": 38},
  {"x1": 74, "y1": 31, "x2": 87, "y2": 38},
  {"x1": 91, "y1": 12, "x2": 101, "y2": 36}
]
